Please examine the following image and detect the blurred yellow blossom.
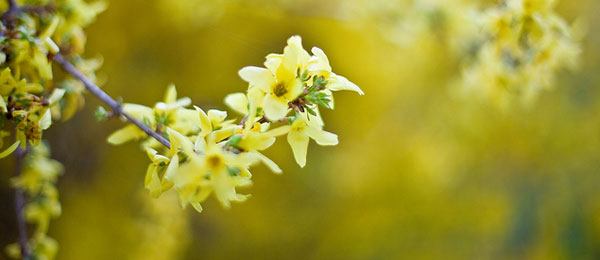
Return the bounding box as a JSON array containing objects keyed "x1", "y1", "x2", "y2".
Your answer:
[
  {"x1": 457, "y1": 0, "x2": 581, "y2": 106},
  {"x1": 7, "y1": 143, "x2": 63, "y2": 260}
]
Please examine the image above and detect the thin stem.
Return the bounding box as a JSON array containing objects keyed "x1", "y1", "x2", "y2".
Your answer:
[
  {"x1": 2, "y1": 0, "x2": 20, "y2": 27},
  {"x1": 53, "y1": 54, "x2": 171, "y2": 149},
  {"x1": 14, "y1": 146, "x2": 30, "y2": 259},
  {"x1": 7, "y1": 0, "x2": 30, "y2": 257},
  {"x1": 7, "y1": 0, "x2": 17, "y2": 11}
]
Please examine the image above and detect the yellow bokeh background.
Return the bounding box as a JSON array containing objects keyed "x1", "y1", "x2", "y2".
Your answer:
[{"x1": 2, "y1": 0, "x2": 600, "y2": 259}]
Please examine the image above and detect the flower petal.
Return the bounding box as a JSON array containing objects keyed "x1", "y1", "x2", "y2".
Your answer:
[
  {"x1": 263, "y1": 94, "x2": 289, "y2": 121},
  {"x1": 284, "y1": 78, "x2": 304, "y2": 101},
  {"x1": 250, "y1": 151, "x2": 282, "y2": 174},
  {"x1": 277, "y1": 44, "x2": 299, "y2": 82},
  {"x1": 167, "y1": 128, "x2": 194, "y2": 155},
  {"x1": 264, "y1": 54, "x2": 283, "y2": 74},
  {"x1": 266, "y1": 125, "x2": 290, "y2": 137},
  {"x1": 107, "y1": 125, "x2": 144, "y2": 145},
  {"x1": 207, "y1": 109, "x2": 228, "y2": 125},
  {"x1": 287, "y1": 127, "x2": 309, "y2": 167},
  {"x1": 224, "y1": 92, "x2": 249, "y2": 115},
  {"x1": 308, "y1": 47, "x2": 332, "y2": 74},
  {"x1": 287, "y1": 35, "x2": 311, "y2": 67},
  {"x1": 307, "y1": 127, "x2": 338, "y2": 146},
  {"x1": 144, "y1": 164, "x2": 162, "y2": 197},
  {"x1": 191, "y1": 202, "x2": 203, "y2": 213},
  {"x1": 0, "y1": 96, "x2": 6, "y2": 113},
  {"x1": 47, "y1": 88, "x2": 66, "y2": 105},
  {"x1": 123, "y1": 104, "x2": 154, "y2": 121},
  {"x1": 0, "y1": 141, "x2": 20, "y2": 159},
  {"x1": 238, "y1": 66, "x2": 275, "y2": 93},
  {"x1": 328, "y1": 73, "x2": 364, "y2": 95},
  {"x1": 164, "y1": 154, "x2": 179, "y2": 181},
  {"x1": 164, "y1": 84, "x2": 178, "y2": 104},
  {"x1": 194, "y1": 106, "x2": 213, "y2": 137},
  {"x1": 39, "y1": 108, "x2": 52, "y2": 130}
]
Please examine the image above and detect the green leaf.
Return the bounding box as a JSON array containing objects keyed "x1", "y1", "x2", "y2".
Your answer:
[
  {"x1": 305, "y1": 106, "x2": 317, "y2": 116},
  {"x1": 154, "y1": 112, "x2": 173, "y2": 126},
  {"x1": 142, "y1": 116, "x2": 151, "y2": 127},
  {"x1": 225, "y1": 134, "x2": 243, "y2": 148},
  {"x1": 227, "y1": 166, "x2": 241, "y2": 176},
  {"x1": 94, "y1": 106, "x2": 108, "y2": 121}
]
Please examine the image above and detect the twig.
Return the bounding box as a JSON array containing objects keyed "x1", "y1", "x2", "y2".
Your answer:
[
  {"x1": 2, "y1": 0, "x2": 20, "y2": 27},
  {"x1": 7, "y1": 0, "x2": 17, "y2": 11},
  {"x1": 53, "y1": 54, "x2": 172, "y2": 149},
  {"x1": 5, "y1": 0, "x2": 31, "y2": 257},
  {"x1": 14, "y1": 146, "x2": 30, "y2": 259}
]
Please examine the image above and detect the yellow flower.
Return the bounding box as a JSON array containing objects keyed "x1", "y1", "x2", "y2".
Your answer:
[
  {"x1": 458, "y1": 0, "x2": 580, "y2": 105},
  {"x1": 224, "y1": 92, "x2": 249, "y2": 115},
  {"x1": 6, "y1": 234, "x2": 58, "y2": 260},
  {"x1": 165, "y1": 128, "x2": 256, "y2": 211},
  {"x1": 238, "y1": 36, "x2": 309, "y2": 121},
  {"x1": 194, "y1": 106, "x2": 239, "y2": 141},
  {"x1": 25, "y1": 184, "x2": 62, "y2": 233},
  {"x1": 225, "y1": 86, "x2": 267, "y2": 130},
  {"x1": 12, "y1": 144, "x2": 63, "y2": 193},
  {"x1": 287, "y1": 111, "x2": 338, "y2": 167},
  {"x1": 236, "y1": 122, "x2": 289, "y2": 152},
  {"x1": 143, "y1": 147, "x2": 173, "y2": 197},
  {"x1": 308, "y1": 47, "x2": 364, "y2": 95},
  {"x1": 108, "y1": 84, "x2": 193, "y2": 146}
]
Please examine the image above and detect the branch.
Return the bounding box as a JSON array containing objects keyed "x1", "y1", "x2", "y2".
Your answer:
[
  {"x1": 5, "y1": 0, "x2": 30, "y2": 257},
  {"x1": 7, "y1": 0, "x2": 17, "y2": 11},
  {"x1": 53, "y1": 54, "x2": 172, "y2": 149},
  {"x1": 14, "y1": 146, "x2": 30, "y2": 259}
]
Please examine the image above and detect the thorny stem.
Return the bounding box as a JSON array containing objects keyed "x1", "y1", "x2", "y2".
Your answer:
[
  {"x1": 14, "y1": 146, "x2": 30, "y2": 259},
  {"x1": 53, "y1": 54, "x2": 172, "y2": 149}
]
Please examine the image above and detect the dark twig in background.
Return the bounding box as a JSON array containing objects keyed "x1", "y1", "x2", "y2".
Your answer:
[{"x1": 13, "y1": 146, "x2": 29, "y2": 259}]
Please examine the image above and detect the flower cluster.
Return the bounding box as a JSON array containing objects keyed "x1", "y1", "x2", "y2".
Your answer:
[
  {"x1": 0, "y1": 0, "x2": 105, "y2": 156},
  {"x1": 457, "y1": 0, "x2": 581, "y2": 106},
  {"x1": 358, "y1": 0, "x2": 581, "y2": 106},
  {"x1": 0, "y1": 1, "x2": 104, "y2": 259},
  {"x1": 6, "y1": 143, "x2": 63, "y2": 260},
  {"x1": 108, "y1": 36, "x2": 363, "y2": 212},
  {"x1": 349, "y1": 0, "x2": 478, "y2": 48}
]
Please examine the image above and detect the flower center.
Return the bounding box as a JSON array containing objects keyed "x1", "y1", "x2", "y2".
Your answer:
[
  {"x1": 206, "y1": 154, "x2": 223, "y2": 168},
  {"x1": 274, "y1": 82, "x2": 288, "y2": 97}
]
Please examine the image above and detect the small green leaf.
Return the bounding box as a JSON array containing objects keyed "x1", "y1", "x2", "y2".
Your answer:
[
  {"x1": 305, "y1": 106, "x2": 317, "y2": 116},
  {"x1": 142, "y1": 116, "x2": 151, "y2": 127},
  {"x1": 255, "y1": 107, "x2": 263, "y2": 117},
  {"x1": 225, "y1": 134, "x2": 243, "y2": 148},
  {"x1": 227, "y1": 166, "x2": 241, "y2": 176},
  {"x1": 154, "y1": 112, "x2": 173, "y2": 126},
  {"x1": 94, "y1": 106, "x2": 108, "y2": 121}
]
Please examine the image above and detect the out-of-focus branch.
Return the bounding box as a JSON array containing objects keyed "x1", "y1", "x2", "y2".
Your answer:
[
  {"x1": 53, "y1": 54, "x2": 172, "y2": 149},
  {"x1": 7, "y1": 0, "x2": 17, "y2": 10},
  {"x1": 6, "y1": 0, "x2": 31, "y2": 257},
  {"x1": 14, "y1": 146, "x2": 30, "y2": 259}
]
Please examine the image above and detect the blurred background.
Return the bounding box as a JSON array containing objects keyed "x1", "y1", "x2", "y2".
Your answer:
[{"x1": 2, "y1": 0, "x2": 600, "y2": 259}]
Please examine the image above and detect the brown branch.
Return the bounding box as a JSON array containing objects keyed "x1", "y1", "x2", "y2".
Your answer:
[
  {"x1": 14, "y1": 146, "x2": 30, "y2": 259},
  {"x1": 53, "y1": 54, "x2": 172, "y2": 149}
]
